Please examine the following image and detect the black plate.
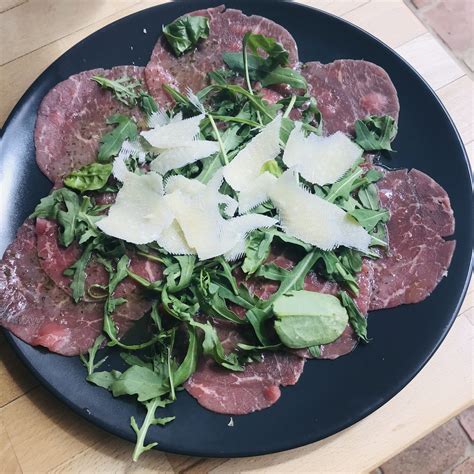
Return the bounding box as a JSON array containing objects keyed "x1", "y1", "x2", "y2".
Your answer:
[{"x1": 1, "y1": 0, "x2": 472, "y2": 458}]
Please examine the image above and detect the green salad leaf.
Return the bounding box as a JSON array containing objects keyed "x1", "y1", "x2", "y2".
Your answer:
[
  {"x1": 64, "y1": 162, "x2": 112, "y2": 192},
  {"x1": 162, "y1": 15, "x2": 210, "y2": 56},
  {"x1": 98, "y1": 114, "x2": 138, "y2": 162},
  {"x1": 355, "y1": 115, "x2": 398, "y2": 151}
]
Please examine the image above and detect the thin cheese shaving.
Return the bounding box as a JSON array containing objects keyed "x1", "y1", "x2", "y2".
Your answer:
[
  {"x1": 223, "y1": 115, "x2": 281, "y2": 191},
  {"x1": 268, "y1": 170, "x2": 370, "y2": 252},
  {"x1": 238, "y1": 172, "x2": 277, "y2": 213},
  {"x1": 150, "y1": 141, "x2": 219, "y2": 175},
  {"x1": 97, "y1": 172, "x2": 173, "y2": 244},
  {"x1": 141, "y1": 113, "x2": 204, "y2": 149},
  {"x1": 283, "y1": 123, "x2": 362, "y2": 185},
  {"x1": 157, "y1": 220, "x2": 196, "y2": 255}
]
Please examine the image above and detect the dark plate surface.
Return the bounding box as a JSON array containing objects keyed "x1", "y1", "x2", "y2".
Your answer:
[{"x1": 0, "y1": 0, "x2": 472, "y2": 458}]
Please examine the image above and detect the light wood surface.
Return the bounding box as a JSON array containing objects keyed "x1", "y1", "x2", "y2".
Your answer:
[{"x1": 0, "y1": 1, "x2": 472, "y2": 472}]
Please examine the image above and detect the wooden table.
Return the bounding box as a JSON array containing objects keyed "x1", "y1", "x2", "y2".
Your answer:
[{"x1": 0, "y1": 1, "x2": 472, "y2": 472}]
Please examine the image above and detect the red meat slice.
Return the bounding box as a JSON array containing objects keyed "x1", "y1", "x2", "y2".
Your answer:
[
  {"x1": 370, "y1": 169, "x2": 455, "y2": 310},
  {"x1": 302, "y1": 60, "x2": 399, "y2": 135},
  {"x1": 145, "y1": 5, "x2": 299, "y2": 104},
  {"x1": 35, "y1": 66, "x2": 146, "y2": 183}
]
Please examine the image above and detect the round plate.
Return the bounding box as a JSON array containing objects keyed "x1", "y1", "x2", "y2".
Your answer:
[{"x1": 0, "y1": 0, "x2": 472, "y2": 458}]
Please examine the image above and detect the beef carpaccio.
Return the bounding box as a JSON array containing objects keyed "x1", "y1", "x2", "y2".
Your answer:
[{"x1": 0, "y1": 4, "x2": 456, "y2": 422}]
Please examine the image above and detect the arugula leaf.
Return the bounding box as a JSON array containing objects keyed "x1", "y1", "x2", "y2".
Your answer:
[
  {"x1": 121, "y1": 353, "x2": 153, "y2": 370},
  {"x1": 64, "y1": 162, "x2": 112, "y2": 192},
  {"x1": 98, "y1": 114, "x2": 138, "y2": 162},
  {"x1": 255, "y1": 263, "x2": 290, "y2": 281},
  {"x1": 246, "y1": 307, "x2": 273, "y2": 346},
  {"x1": 68, "y1": 243, "x2": 93, "y2": 302},
  {"x1": 325, "y1": 165, "x2": 364, "y2": 203},
  {"x1": 92, "y1": 75, "x2": 141, "y2": 107},
  {"x1": 339, "y1": 291, "x2": 368, "y2": 342},
  {"x1": 242, "y1": 230, "x2": 274, "y2": 275},
  {"x1": 109, "y1": 255, "x2": 130, "y2": 293},
  {"x1": 354, "y1": 115, "x2": 398, "y2": 151},
  {"x1": 261, "y1": 66, "x2": 307, "y2": 89},
  {"x1": 260, "y1": 159, "x2": 282, "y2": 177},
  {"x1": 131, "y1": 397, "x2": 173, "y2": 461},
  {"x1": 358, "y1": 183, "x2": 380, "y2": 210},
  {"x1": 165, "y1": 255, "x2": 196, "y2": 293},
  {"x1": 162, "y1": 15, "x2": 210, "y2": 56},
  {"x1": 110, "y1": 365, "x2": 170, "y2": 401},
  {"x1": 192, "y1": 321, "x2": 244, "y2": 371},
  {"x1": 349, "y1": 208, "x2": 390, "y2": 232},
  {"x1": 223, "y1": 33, "x2": 306, "y2": 90},
  {"x1": 173, "y1": 326, "x2": 199, "y2": 386},
  {"x1": 308, "y1": 345, "x2": 321, "y2": 358},
  {"x1": 139, "y1": 93, "x2": 158, "y2": 116},
  {"x1": 79, "y1": 335, "x2": 107, "y2": 376},
  {"x1": 87, "y1": 370, "x2": 122, "y2": 389}
]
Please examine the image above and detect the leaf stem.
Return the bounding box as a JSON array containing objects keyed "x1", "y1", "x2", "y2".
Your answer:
[
  {"x1": 282, "y1": 95, "x2": 297, "y2": 118},
  {"x1": 208, "y1": 115, "x2": 229, "y2": 165}
]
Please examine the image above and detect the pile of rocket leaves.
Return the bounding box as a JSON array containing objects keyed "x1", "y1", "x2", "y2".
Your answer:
[{"x1": 31, "y1": 16, "x2": 397, "y2": 461}]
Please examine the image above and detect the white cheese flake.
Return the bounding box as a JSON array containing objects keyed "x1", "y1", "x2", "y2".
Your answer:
[
  {"x1": 141, "y1": 113, "x2": 204, "y2": 149},
  {"x1": 268, "y1": 170, "x2": 370, "y2": 252},
  {"x1": 223, "y1": 115, "x2": 281, "y2": 191},
  {"x1": 283, "y1": 123, "x2": 362, "y2": 185},
  {"x1": 150, "y1": 141, "x2": 219, "y2": 175},
  {"x1": 97, "y1": 172, "x2": 173, "y2": 244},
  {"x1": 238, "y1": 172, "x2": 277, "y2": 213}
]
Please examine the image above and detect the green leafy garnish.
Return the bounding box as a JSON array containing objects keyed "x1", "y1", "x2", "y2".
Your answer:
[
  {"x1": 92, "y1": 75, "x2": 141, "y2": 107},
  {"x1": 162, "y1": 15, "x2": 210, "y2": 56},
  {"x1": 273, "y1": 291, "x2": 349, "y2": 348},
  {"x1": 64, "y1": 162, "x2": 112, "y2": 192},
  {"x1": 223, "y1": 33, "x2": 307, "y2": 89},
  {"x1": 339, "y1": 291, "x2": 368, "y2": 342},
  {"x1": 98, "y1": 114, "x2": 138, "y2": 162},
  {"x1": 354, "y1": 115, "x2": 398, "y2": 151}
]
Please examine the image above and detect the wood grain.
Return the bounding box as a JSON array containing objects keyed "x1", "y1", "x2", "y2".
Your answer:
[
  {"x1": 437, "y1": 76, "x2": 474, "y2": 144},
  {"x1": 396, "y1": 32, "x2": 465, "y2": 90},
  {"x1": 0, "y1": 331, "x2": 38, "y2": 408},
  {"x1": 0, "y1": 0, "x2": 141, "y2": 65},
  {"x1": 344, "y1": 0, "x2": 426, "y2": 48},
  {"x1": 0, "y1": 1, "x2": 472, "y2": 472}
]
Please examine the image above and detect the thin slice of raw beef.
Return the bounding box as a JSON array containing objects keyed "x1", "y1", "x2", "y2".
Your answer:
[
  {"x1": 370, "y1": 169, "x2": 455, "y2": 310},
  {"x1": 35, "y1": 217, "x2": 161, "y2": 321},
  {"x1": 184, "y1": 322, "x2": 305, "y2": 415},
  {"x1": 35, "y1": 66, "x2": 145, "y2": 183},
  {"x1": 0, "y1": 221, "x2": 104, "y2": 355},
  {"x1": 145, "y1": 5, "x2": 299, "y2": 104},
  {"x1": 302, "y1": 60, "x2": 399, "y2": 135}
]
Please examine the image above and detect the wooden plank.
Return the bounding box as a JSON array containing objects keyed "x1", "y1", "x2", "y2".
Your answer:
[
  {"x1": 344, "y1": 0, "x2": 426, "y2": 48},
  {"x1": 297, "y1": 0, "x2": 370, "y2": 16},
  {"x1": 0, "y1": 387, "x2": 105, "y2": 472},
  {"x1": 0, "y1": 0, "x2": 166, "y2": 127},
  {"x1": 0, "y1": 0, "x2": 141, "y2": 65},
  {"x1": 0, "y1": 418, "x2": 22, "y2": 474},
  {"x1": 50, "y1": 436, "x2": 173, "y2": 473},
  {"x1": 437, "y1": 76, "x2": 474, "y2": 144},
  {"x1": 396, "y1": 33, "x2": 465, "y2": 91},
  {"x1": 200, "y1": 313, "x2": 474, "y2": 473},
  {"x1": 0, "y1": 331, "x2": 38, "y2": 408},
  {"x1": 0, "y1": 0, "x2": 25, "y2": 14}
]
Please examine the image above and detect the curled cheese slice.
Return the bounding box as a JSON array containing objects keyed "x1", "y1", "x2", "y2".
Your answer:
[
  {"x1": 268, "y1": 170, "x2": 370, "y2": 252},
  {"x1": 150, "y1": 141, "x2": 219, "y2": 175},
  {"x1": 223, "y1": 115, "x2": 281, "y2": 191},
  {"x1": 238, "y1": 172, "x2": 277, "y2": 213},
  {"x1": 283, "y1": 123, "x2": 362, "y2": 185},
  {"x1": 97, "y1": 172, "x2": 173, "y2": 244},
  {"x1": 141, "y1": 113, "x2": 205, "y2": 149}
]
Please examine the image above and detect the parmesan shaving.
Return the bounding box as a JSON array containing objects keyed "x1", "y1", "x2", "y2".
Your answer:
[
  {"x1": 141, "y1": 113, "x2": 204, "y2": 149},
  {"x1": 268, "y1": 170, "x2": 370, "y2": 252},
  {"x1": 223, "y1": 115, "x2": 281, "y2": 191},
  {"x1": 238, "y1": 172, "x2": 277, "y2": 213},
  {"x1": 157, "y1": 220, "x2": 196, "y2": 255},
  {"x1": 97, "y1": 172, "x2": 173, "y2": 244},
  {"x1": 283, "y1": 123, "x2": 362, "y2": 185},
  {"x1": 150, "y1": 141, "x2": 219, "y2": 175}
]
